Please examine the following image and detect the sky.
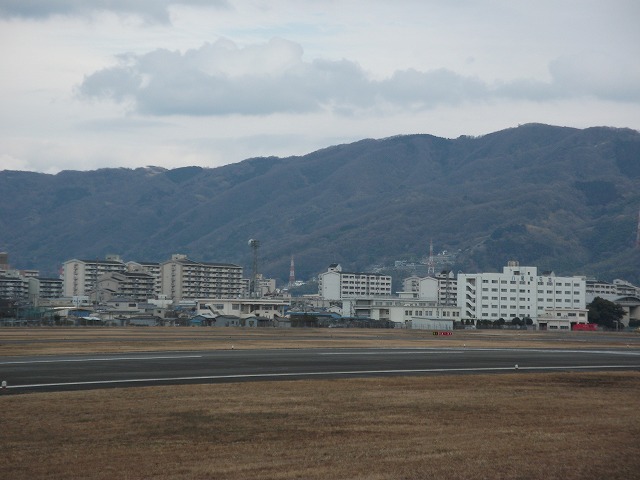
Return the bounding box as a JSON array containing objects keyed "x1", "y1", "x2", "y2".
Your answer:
[{"x1": 1, "y1": 0, "x2": 639, "y2": 174}]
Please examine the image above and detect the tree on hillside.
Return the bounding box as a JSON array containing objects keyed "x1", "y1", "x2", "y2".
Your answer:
[{"x1": 587, "y1": 297, "x2": 625, "y2": 330}]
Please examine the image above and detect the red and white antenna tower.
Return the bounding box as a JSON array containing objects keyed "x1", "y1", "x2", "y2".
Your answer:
[
  {"x1": 289, "y1": 255, "x2": 296, "y2": 287},
  {"x1": 427, "y1": 239, "x2": 435, "y2": 275}
]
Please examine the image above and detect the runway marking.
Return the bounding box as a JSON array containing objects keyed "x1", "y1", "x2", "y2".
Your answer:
[
  {"x1": 320, "y1": 348, "x2": 640, "y2": 356},
  {"x1": 320, "y1": 351, "x2": 465, "y2": 355},
  {"x1": 0, "y1": 355, "x2": 203, "y2": 365},
  {"x1": 464, "y1": 348, "x2": 640, "y2": 355},
  {"x1": 6, "y1": 364, "x2": 639, "y2": 390}
]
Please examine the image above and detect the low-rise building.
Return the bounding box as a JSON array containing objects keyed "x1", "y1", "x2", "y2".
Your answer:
[
  {"x1": 341, "y1": 293, "x2": 461, "y2": 326},
  {"x1": 194, "y1": 297, "x2": 290, "y2": 320},
  {"x1": 536, "y1": 307, "x2": 589, "y2": 331}
]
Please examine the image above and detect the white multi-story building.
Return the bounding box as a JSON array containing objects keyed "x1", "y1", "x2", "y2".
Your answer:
[
  {"x1": 318, "y1": 264, "x2": 392, "y2": 300},
  {"x1": 457, "y1": 261, "x2": 587, "y2": 326},
  {"x1": 160, "y1": 254, "x2": 244, "y2": 301},
  {"x1": 402, "y1": 270, "x2": 457, "y2": 305}
]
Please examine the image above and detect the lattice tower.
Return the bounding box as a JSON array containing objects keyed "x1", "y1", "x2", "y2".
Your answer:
[{"x1": 427, "y1": 239, "x2": 435, "y2": 275}]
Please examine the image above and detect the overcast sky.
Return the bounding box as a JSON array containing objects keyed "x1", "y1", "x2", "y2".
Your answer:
[{"x1": 1, "y1": 0, "x2": 639, "y2": 173}]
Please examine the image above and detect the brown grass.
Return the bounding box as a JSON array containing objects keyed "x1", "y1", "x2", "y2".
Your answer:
[
  {"x1": 2, "y1": 372, "x2": 639, "y2": 479},
  {"x1": 1, "y1": 327, "x2": 636, "y2": 356}
]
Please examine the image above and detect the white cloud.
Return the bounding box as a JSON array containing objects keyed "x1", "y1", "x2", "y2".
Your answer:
[
  {"x1": 76, "y1": 38, "x2": 640, "y2": 118},
  {"x1": 0, "y1": 0, "x2": 229, "y2": 23},
  {"x1": 76, "y1": 38, "x2": 375, "y2": 115}
]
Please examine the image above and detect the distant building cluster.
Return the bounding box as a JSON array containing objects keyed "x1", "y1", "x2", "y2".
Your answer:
[
  {"x1": 1, "y1": 250, "x2": 639, "y2": 330},
  {"x1": 63, "y1": 254, "x2": 245, "y2": 302}
]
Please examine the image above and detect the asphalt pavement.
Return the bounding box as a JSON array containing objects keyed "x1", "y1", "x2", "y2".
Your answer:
[{"x1": 2, "y1": 346, "x2": 639, "y2": 393}]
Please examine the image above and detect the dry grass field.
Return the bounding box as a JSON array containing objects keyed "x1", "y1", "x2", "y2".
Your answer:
[
  {"x1": 1, "y1": 328, "x2": 639, "y2": 479},
  {"x1": 1, "y1": 327, "x2": 637, "y2": 356},
  {"x1": 2, "y1": 373, "x2": 639, "y2": 479}
]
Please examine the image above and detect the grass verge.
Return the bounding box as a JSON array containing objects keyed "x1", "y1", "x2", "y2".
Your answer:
[
  {"x1": 2, "y1": 372, "x2": 639, "y2": 479},
  {"x1": 1, "y1": 327, "x2": 637, "y2": 355}
]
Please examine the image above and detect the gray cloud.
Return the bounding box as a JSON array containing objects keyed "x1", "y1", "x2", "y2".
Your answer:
[
  {"x1": 0, "y1": 0, "x2": 228, "y2": 23},
  {"x1": 77, "y1": 39, "x2": 640, "y2": 117}
]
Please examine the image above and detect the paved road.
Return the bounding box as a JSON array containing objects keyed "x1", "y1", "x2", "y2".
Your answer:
[{"x1": 2, "y1": 347, "x2": 640, "y2": 393}]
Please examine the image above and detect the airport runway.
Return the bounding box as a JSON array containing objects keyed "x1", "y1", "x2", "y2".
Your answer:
[{"x1": 2, "y1": 346, "x2": 640, "y2": 393}]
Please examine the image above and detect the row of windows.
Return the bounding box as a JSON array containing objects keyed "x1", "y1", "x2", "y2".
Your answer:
[
  {"x1": 480, "y1": 278, "x2": 581, "y2": 287},
  {"x1": 482, "y1": 287, "x2": 581, "y2": 295},
  {"x1": 405, "y1": 310, "x2": 460, "y2": 317},
  {"x1": 481, "y1": 298, "x2": 581, "y2": 308},
  {"x1": 481, "y1": 296, "x2": 580, "y2": 302}
]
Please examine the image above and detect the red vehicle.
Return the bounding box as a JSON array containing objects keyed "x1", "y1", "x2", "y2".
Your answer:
[{"x1": 572, "y1": 323, "x2": 598, "y2": 331}]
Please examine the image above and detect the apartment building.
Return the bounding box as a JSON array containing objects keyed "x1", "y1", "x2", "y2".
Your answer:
[
  {"x1": 457, "y1": 261, "x2": 586, "y2": 324},
  {"x1": 0, "y1": 271, "x2": 29, "y2": 300},
  {"x1": 126, "y1": 261, "x2": 162, "y2": 295},
  {"x1": 318, "y1": 264, "x2": 392, "y2": 300},
  {"x1": 28, "y1": 277, "x2": 63, "y2": 300},
  {"x1": 402, "y1": 270, "x2": 457, "y2": 305},
  {"x1": 586, "y1": 278, "x2": 640, "y2": 303},
  {"x1": 97, "y1": 271, "x2": 157, "y2": 302},
  {"x1": 62, "y1": 256, "x2": 126, "y2": 297},
  {"x1": 160, "y1": 254, "x2": 244, "y2": 301}
]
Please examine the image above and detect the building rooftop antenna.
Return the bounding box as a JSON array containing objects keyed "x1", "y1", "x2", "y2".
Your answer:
[
  {"x1": 427, "y1": 239, "x2": 435, "y2": 275},
  {"x1": 248, "y1": 239, "x2": 260, "y2": 296},
  {"x1": 289, "y1": 255, "x2": 295, "y2": 288}
]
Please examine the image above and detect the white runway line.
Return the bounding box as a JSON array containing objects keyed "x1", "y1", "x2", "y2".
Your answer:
[
  {"x1": 0, "y1": 355, "x2": 203, "y2": 365},
  {"x1": 7, "y1": 364, "x2": 639, "y2": 390},
  {"x1": 320, "y1": 351, "x2": 466, "y2": 355}
]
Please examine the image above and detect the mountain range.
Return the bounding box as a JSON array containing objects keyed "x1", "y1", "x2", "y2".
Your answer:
[{"x1": 1, "y1": 123, "x2": 639, "y2": 285}]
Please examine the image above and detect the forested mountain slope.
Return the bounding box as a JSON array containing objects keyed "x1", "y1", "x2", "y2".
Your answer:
[{"x1": 1, "y1": 123, "x2": 639, "y2": 283}]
